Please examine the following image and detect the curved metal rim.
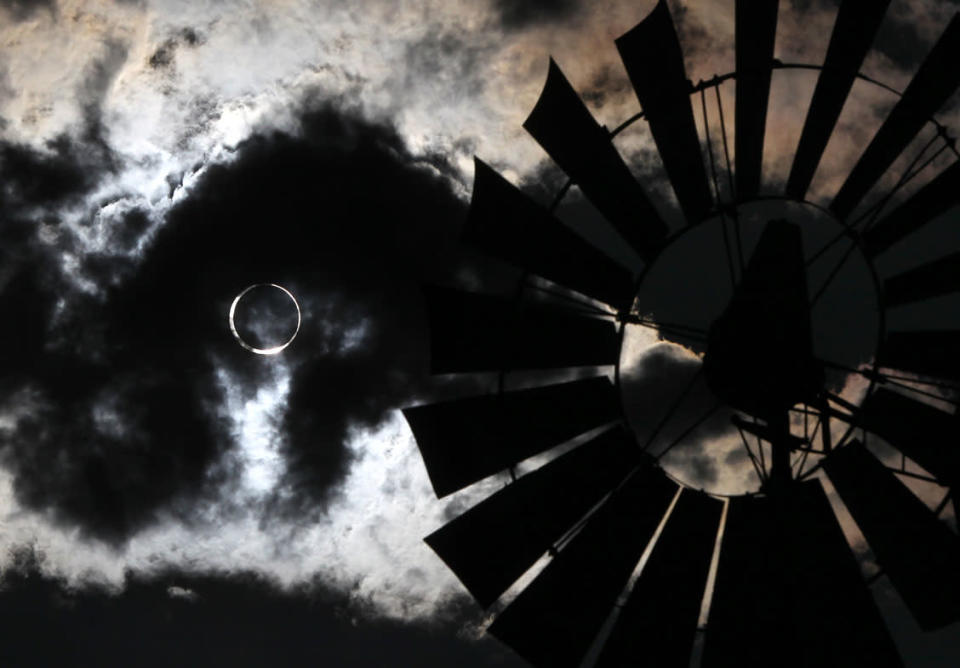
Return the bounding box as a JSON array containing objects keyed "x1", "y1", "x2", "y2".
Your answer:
[{"x1": 228, "y1": 283, "x2": 302, "y2": 356}]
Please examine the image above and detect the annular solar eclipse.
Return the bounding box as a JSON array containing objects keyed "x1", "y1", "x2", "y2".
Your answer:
[{"x1": 228, "y1": 283, "x2": 302, "y2": 355}]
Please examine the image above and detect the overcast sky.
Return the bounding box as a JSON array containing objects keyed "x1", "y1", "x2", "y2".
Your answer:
[{"x1": 1, "y1": 0, "x2": 960, "y2": 665}]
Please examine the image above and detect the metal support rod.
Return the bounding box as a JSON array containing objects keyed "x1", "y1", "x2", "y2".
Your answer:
[
  {"x1": 754, "y1": 417, "x2": 766, "y2": 473},
  {"x1": 641, "y1": 368, "x2": 706, "y2": 452},
  {"x1": 701, "y1": 86, "x2": 738, "y2": 289},
  {"x1": 889, "y1": 466, "x2": 948, "y2": 486},
  {"x1": 819, "y1": 395, "x2": 833, "y2": 454},
  {"x1": 655, "y1": 402, "x2": 722, "y2": 462},
  {"x1": 810, "y1": 131, "x2": 951, "y2": 307},
  {"x1": 524, "y1": 283, "x2": 613, "y2": 316},
  {"x1": 737, "y1": 425, "x2": 767, "y2": 482}
]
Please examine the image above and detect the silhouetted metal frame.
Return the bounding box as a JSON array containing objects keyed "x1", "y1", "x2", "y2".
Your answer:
[
  {"x1": 528, "y1": 60, "x2": 960, "y2": 497},
  {"x1": 407, "y1": 38, "x2": 960, "y2": 668}
]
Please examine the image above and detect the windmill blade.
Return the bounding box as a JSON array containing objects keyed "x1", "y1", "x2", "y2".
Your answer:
[
  {"x1": 785, "y1": 0, "x2": 892, "y2": 200},
  {"x1": 488, "y1": 466, "x2": 677, "y2": 668},
  {"x1": 862, "y1": 160, "x2": 960, "y2": 258},
  {"x1": 823, "y1": 440, "x2": 960, "y2": 630},
  {"x1": 734, "y1": 0, "x2": 778, "y2": 200},
  {"x1": 403, "y1": 377, "x2": 619, "y2": 498},
  {"x1": 852, "y1": 388, "x2": 959, "y2": 486},
  {"x1": 425, "y1": 426, "x2": 643, "y2": 608},
  {"x1": 464, "y1": 159, "x2": 636, "y2": 310},
  {"x1": 881, "y1": 330, "x2": 960, "y2": 382},
  {"x1": 616, "y1": 0, "x2": 713, "y2": 224},
  {"x1": 595, "y1": 490, "x2": 722, "y2": 668},
  {"x1": 703, "y1": 481, "x2": 902, "y2": 668},
  {"x1": 884, "y1": 250, "x2": 960, "y2": 307},
  {"x1": 422, "y1": 285, "x2": 619, "y2": 374},
  {"x1": 524, "y1": 59, "x2": 669, "y2": 260},
  {"x1": 831, "y1": 13, "x2": 960, "y2": 219}
]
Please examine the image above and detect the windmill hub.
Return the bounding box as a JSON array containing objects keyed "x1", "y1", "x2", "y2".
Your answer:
[
  {"x1": 619, "y1": 203, "x2": 880, "y2": 495},
  {"x1": 229, "y1": 283, "x2": 301, "y2": 355}
]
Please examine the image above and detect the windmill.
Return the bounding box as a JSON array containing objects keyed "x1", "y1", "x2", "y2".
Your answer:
[{"x1": 403, "y1": 1, "x2": 960, "y2": 666}]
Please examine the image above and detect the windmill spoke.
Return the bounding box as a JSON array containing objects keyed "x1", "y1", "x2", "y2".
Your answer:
[
  {"x1": 803, "y1": 131, "x2": 953, "y2": 286},
  {"x1": 818, "y1": 357, "x2": 960, "y2": 403},
  {"x1": 523, "y1": 283, "x2": 615, "y2": 317},
  {"x1": 655, "y1": 402, "x2": 723, "y2": 462},
  {"x1": 715, "y1": 85, "x2": 737, "y2": 211},
  {"x1": 753, "y1": 417, "x2": 766, "y2": 473},
  {"x1": 876, "y1": 372, "x2": 960, "y2": 393},
  {"x1": 848, "y1": 131, "x2": 941, "y2": 230},
  {"x1": 859, "y1": 138, "x2": 948, "y2": 233},
  {"x1": 882, "y1": 378, "x2": 960, "y2": 405},
  {"x1": 620, "y1": 314, "x2": 709, "y2": 342},
  {"x1": 887, "y1": 467, "x2": 945, "y2": 486},
  {"x1": 935, "y1": 490, "x2": 954, "y2": 517},
  {"x1": 642, "y1": 367, "x2": 705, "y2": 452},
  {"x1": 735, "y1": 424, "x2": 767, "y2": 483},
  {"x1": 796, "y1": 413, "x2": 824, "y2": 479},
  {"x1": 809, "y1": 132, "x2": 952, "y2": 308},
  {"x1": 808, "y1": 239, "x2": 859, "y2": 307},
  {"x1": 863, "y1": 157, "x2": 960, "y2": 257},
  {"x1": 701, "y1": 86, "x2": 738, "y2": 288}
]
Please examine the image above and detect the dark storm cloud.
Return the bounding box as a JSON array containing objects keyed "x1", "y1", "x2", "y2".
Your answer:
[
  {"x1": 0, "y1": 0, "x2": 55, "y2": 22},
  {"x1": 493, "y1": 0, "x2": 581, "y2": 30},
  {"x1": 0, "y1": 551, "x2": 523, "y2": 668},
  {"x1": 157, "y1": 105, "x2": 472, "y2": 520},
  {"x1": 0, "y1": 135, "x2": 102, "y2": 212},
  {"x1": 0, "y1": 102, "x2": 476, "y2": 543},
  {"x1": 0, "y1": 39, "x2": 126, "y2": 215}
]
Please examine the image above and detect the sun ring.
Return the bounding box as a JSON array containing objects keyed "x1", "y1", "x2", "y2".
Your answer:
[{"x1": 228, "y1": 283, "x2": 301, "y2": 355}]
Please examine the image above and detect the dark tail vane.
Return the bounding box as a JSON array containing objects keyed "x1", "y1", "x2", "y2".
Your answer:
[
  {"x1": 402, "y1": 378, "x2": 618, "y2": 498},
  {"x1": 464, "y1": 159, "x2": 636, "y2": 309},
  {"x1": 616, "y1": 0, "x2": 713, "y2": 224},
  {"x1": 425, "y1": 426, "x2": 643, "y2": 608},
  {"x1": 883, "y1": 250, "x2": 960, "y2": 307},
  {"x1": 734, "y1": 0, "x2": 779, "y2": 200},
  {"x1": 831, "y1": 12, "x2": 960, "y2": 219},
  {"x1": 523, "y1": 59, "x2": 668, "y2": 260},
  {"x1": 702, "y1": 481, "x2": 903, "y2": 667},
  {"x1": 852, "y1": 389, "x2": 959, "y2": 486},
  {"x1": 422, "y1": 285, "x2": 619, "y2": 374},
  {"x1": 786, "y1": 0, "x2": 891, "y2": 200},
  {"x1": 595, "y1": 490, "x2": 722, "y2": 668},
  {"x1": 862, "y1": 160, "x2": 960, "y2": 257},
  {"x1": 881, "y1": 330, "x2": 960, "y2": 382},
  {"x1": 488, "y1": 467, "x2": 677, "y2": 668},
  {"x1": 823, "y1": 441, "x2": 960, "y2": 631}
]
